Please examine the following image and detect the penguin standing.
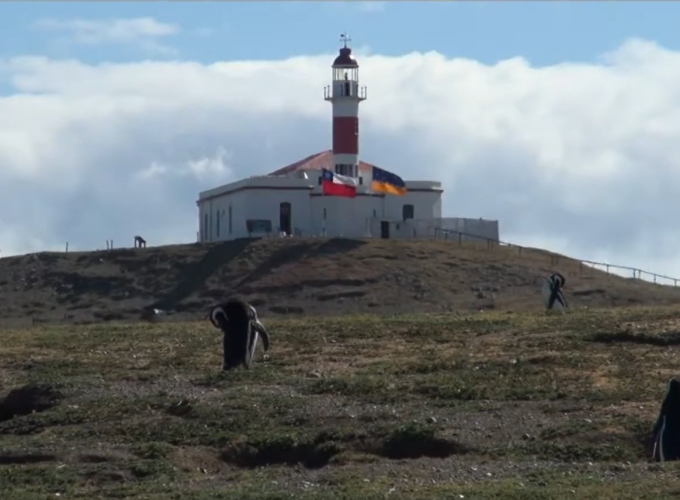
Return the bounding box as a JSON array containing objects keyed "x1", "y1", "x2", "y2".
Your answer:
[
  {"x1": 542, "y1": 272, "x2": 568, "y2": 312},
  {"x1": 652, "y1": 377, "x2": 680, "y2": 462},
  {"x1": 208, "y1": 299, "x2": 271, "y2": 370}
]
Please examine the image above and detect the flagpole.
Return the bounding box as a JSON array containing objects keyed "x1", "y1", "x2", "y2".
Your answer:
[
  {"x1": 351, "y1": 185, "x2": 355, "y2": 238},
  {"x1": 322, "y1": 166, "x2": 326, "y2": 237}
]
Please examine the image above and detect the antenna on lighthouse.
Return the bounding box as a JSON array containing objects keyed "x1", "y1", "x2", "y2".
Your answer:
[{"x1": 340, "y1": 32, "x2": 351, "y2": 48}]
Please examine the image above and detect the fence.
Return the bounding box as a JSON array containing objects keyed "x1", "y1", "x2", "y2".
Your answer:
[
  {"x1": 365, "y1": 217, "x2": 500, "y2": 242},
  {"x1": 433, "y1": 227, "x2": 680, "y2": 288}
]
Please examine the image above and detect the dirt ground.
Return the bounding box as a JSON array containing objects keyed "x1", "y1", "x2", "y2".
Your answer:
[
  {"x1": 2, "y1": 308, "x2": 680, "y2": 499},
  {"x1": 1, "y1": 237, "x2": 679, "y2": 328}
]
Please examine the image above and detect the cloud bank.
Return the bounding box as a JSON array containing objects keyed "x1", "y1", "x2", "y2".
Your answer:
[{"x1": 1, "y1": 37, "x2": 680, "y2": 277}]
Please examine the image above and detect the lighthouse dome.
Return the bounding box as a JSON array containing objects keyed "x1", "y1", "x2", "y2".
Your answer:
[{"x1": 333, "y1": 47, "x2": 358, "y2": 68}]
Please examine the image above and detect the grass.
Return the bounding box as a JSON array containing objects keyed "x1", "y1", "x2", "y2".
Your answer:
[
  {"x1": 3, "y1": 237, "x2": 680, "y2": 328},
  {"x1": 2, "y1": 306, "x2": 680, "y2": 498}
]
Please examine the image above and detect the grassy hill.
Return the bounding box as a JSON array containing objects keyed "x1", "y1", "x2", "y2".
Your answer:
[
  {"x1": 0, "y1": 239, "x2": 680, "y2": 326},
  {"x1": 1, "y1": 237, "x2": 680, "y2": 327},
  {"x1": 2, "y1": 308, "x2": 680, "y2": 499}
]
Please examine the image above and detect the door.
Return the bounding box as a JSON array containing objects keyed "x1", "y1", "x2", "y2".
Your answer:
[
  {"x1": 279, "y1": 202, "x2": 292, "y2": 235},
  {"x1": 380, "y1": 220, "x2": 390, "y2": 239}
]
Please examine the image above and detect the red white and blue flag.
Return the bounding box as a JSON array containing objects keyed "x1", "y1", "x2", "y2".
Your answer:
[{"x1": 321, "y1": 168, "x2": 357, "y2": 198}]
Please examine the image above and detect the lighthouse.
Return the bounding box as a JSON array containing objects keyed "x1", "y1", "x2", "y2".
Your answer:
[
  {"x1": 324, "y1": 34, "x2": 367, "y2": 180},
  {"x1": 197, "y1": 34, "x2": 454, "y2": 244}
]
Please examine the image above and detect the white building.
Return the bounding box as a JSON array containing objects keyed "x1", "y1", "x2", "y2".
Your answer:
[{"x1": 197, "y1": 37, "x2": 499, "y2": 243}]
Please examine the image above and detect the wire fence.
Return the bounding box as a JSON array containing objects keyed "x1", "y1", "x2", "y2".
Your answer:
[{"x1": 433, "y1": 228, "x2": 679, "y2": 288}]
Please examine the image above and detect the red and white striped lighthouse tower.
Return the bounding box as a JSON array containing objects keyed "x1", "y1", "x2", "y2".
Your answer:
[{"x1": 324, "y1": 34, "x2": 367, "y2": 179}]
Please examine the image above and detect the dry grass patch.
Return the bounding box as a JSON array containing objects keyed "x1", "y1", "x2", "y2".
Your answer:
[
  {"x1": 2, "y1": 238, "x2": 680, "y2": 328},
  {"x1": 0, "y1": 306, "x2": 679, "y2": 498}
]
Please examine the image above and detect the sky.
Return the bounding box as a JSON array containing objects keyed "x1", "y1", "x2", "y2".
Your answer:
[{"x1": 2, "y1": 1, "x2": 680, "y2": 281}]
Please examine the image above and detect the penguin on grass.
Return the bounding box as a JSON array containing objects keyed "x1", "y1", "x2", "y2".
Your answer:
[
  {"x1": 652, "y1": 377, "x2": 680, "y2": 462},
  {"x1": 207, "y1": 298, "x2": 271, "y2": 371},
  {"x1": 542, "y1": 272, "x2": 568, "y2": 313}
]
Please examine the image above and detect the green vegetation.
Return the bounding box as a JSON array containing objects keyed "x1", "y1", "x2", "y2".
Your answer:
[{"x1": 2, "y1": 307, "x2": 680, "y2": 498}]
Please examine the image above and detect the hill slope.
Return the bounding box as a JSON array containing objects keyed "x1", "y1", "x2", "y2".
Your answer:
[{"x1": 1, "y1": 237, "x2": 679, "y2": 326}]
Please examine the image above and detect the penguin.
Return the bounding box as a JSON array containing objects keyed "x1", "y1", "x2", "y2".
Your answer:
[
  {"x1": 208, "y1": 299, "x2": 271, "y2": 370},
  {"x1": 542, "y1": 272, "x2": 568, "y2": 312},
  {"x1": 652, "y1": 377, "x2": 680, "y2": 462}
]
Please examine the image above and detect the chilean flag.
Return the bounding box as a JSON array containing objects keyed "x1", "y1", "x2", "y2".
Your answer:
[{"x1": 321, "y1": 168, "x2": 358, "y2": 198}]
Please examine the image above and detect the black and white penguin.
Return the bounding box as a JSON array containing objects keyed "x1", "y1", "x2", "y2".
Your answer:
[
  {"x1": 208, "y1": 299, "x2": 271, "y2": 370},
  {"x1": 652, "y1": 377, "x2": 680, "y2": 462},
  {"x1": 542, "y1": 272, "x2": 568, "y2": 312}
]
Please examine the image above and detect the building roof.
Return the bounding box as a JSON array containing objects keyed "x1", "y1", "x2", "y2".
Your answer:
[
  {"x1": 333, "y1": 47, "x2": 358, "y2": 67},
  {"x1": 268, "y1": 150, "x2": 375, "y2": 176}
]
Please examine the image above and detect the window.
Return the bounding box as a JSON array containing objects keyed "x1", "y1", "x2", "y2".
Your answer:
[
  {"x1": 204, "y1": 213, "x2": 209, "y2": 241},
  {"x1": 228, "y1": 206, "x2": 233, "y2": 234},
  {"x1": 335, "y1": 164, "x2": 356, "y2": 177},
  {"x1": 359, "y1": 177, "x2": 363, "y2": 185},
  {"x1": 318, "y1": 175, "x2": 322, "y2": 185},
  {"x1": 402, "y1": 204, "x2": 414, "y2": 221},
  {"x1": 373, "y1": 209, "x2": 377, "y2": 218}
]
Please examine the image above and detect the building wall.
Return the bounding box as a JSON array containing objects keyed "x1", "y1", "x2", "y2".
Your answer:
[
  {"x1": 383, "y1": 190, "x2": 442, "y2": 222},
  {"x1": 242, "y1": 189, "x2": 313, "y2": 237},
  {"x1": 199, "y1": 190, "x2": 248, "y2": 242},
  {"x1": 365, "y1": 217, "x2": 500, "y2": 242},
  {"x1": 199, "y1": 184, "x2": 446, "y2": 241},
  {"x1": 309, "y1": 194, "x2": 382, "y2": 238},
  {"x1": 199, "y1": 188, "x2": 317, "y2": 241},
  {"x1": 196, "y1": 171, "x2": 459, "y2": 241}
]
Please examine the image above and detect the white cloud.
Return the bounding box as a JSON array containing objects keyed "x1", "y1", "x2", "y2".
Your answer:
[
  {"x1": 33, "y1": 17, "x2": 182, "y2": 55},
  {"x1": 186, "y1": 147, "x2": 233, "y2": 180},
  {"x1": 135, "y1": 147, "x2": 233, "y2": 182},
  {"x1": 3, "y1": 38, "x2": 680, "y2": 277},
  {"x1": 135, "y1": 161, "x2": 169, "y2": 181}
]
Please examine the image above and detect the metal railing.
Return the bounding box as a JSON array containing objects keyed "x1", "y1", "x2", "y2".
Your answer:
[{"x1": 434, "y1": 228, "x2": 679, "y2": 287}]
